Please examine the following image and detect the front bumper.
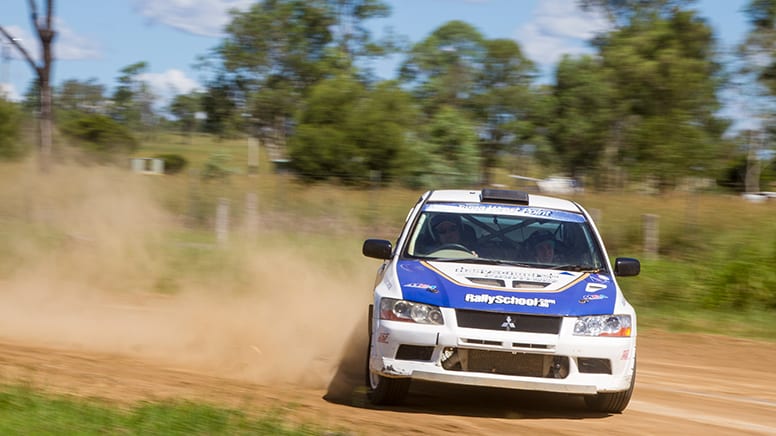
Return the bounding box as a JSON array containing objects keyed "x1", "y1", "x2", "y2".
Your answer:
[{"x1": 368, "y1": 313, "x2": 636, "y2": 395}]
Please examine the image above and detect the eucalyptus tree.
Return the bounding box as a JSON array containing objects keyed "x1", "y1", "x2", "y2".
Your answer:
[
  {"x1": 547, "y1": 55, "x2": 616, "y2": 186},
  {"x1": 216, "y1": 0, "x2": 334, "y2": 144},
  {"x1": 401, "y1": 22, "x2": 537, "y2": 185},
  {"x1": 582, "y1": 0, "x2": 731, "y2": 189},
  {"x1": 169, "y1": 92, "x2": 202, "y2": 138},
  {"x1": 215, "y1": 0, "x2": 392, "y2": 148},
  {"x1": 111, "y1": 62, "x2": 156, "y2": 133},
  {"x1": 327, "y1": 0, "x2": 392, "y2": 61},
  {"x1": 737, "y1": 0, "x2": 776, "y2": 191},
  {"x1": 471, "y1": 38, "x2": 537, "y2": 185},
  {"x1": 400, "y1": 20, "x2": 487, "y2": 115},
  {"x1": 55, "y1": 78, "x2": 106, "y2": 116}
]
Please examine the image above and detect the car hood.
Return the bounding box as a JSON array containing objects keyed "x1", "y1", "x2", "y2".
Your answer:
[{"x1": 396, "y1": 259, "x2": 616, "y2": 316}]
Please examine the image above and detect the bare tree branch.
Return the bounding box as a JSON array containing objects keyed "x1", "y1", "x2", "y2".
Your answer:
[
  {"x1": 2, "y1": 0, "x2": 56, "y2": 172},
  {"x1": 0, "y1": 26, "x2": 37, "y2": 74}
]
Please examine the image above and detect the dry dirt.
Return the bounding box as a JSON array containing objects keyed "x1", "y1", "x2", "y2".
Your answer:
[
  {"x1": 1, "y1": 165, "x2": 774, "y2": 434},
  {"x1": 0, "y1": 298, "x2": 775, "y2": 435}
]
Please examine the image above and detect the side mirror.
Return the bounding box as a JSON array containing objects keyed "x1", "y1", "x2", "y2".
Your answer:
[
  {"x1": 363, "y1": 239, "x2": 393, "y2": 260},
  {"x1": 614, "y1": 257, "x2": 640, "y2": 277}
]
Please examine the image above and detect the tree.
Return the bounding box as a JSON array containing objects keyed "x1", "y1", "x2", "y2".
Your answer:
[
  {"x1": 585, "y1": 0, "x2": 731, "y2": 188},
  {"x1": 111, "y1": 61, "x2": 156, "y2": 133},
  {"x1": 423, "y1": 106, "x2": 481, "y2": 186},
  {"x1": 737, "y1": 0, "x2": 776, "y2": 192},
  {"x1": 217, "y1": 0, "x2": 334, "y2": 144},
  {"x1": 0, "y1": 0, "x2": 56, "y2": 171},
  {"x1": 470, "y1": 38, "x2": 537, "y2": 185},
  {"x1": 200, "y1": 76, "x2": 242, "y2": 138},
  {"x1": 547, "y1": 55, "x2": 616, "y2": 185},
  {"x1": 327, "y1": 0, "x2": 392, "y2": 62},
  {"x1": 169, "y1": 92, "x2": 202, "y2": 137},
  {"x1": 288, "y1": 74, "x2": 363, "y2": 182},
  {"x1": 55, "y1": 78, "x2": 106, "y2": 115},
  {"x1": 401, "y1": 22, "x2": 537, "y2": 185},
  {"x1": 400, "y1": 20, "x2": 486, "y2": 114}
]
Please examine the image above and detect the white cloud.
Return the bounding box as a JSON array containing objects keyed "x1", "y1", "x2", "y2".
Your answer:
[
  {"x1": 0, "y1": 82, "x2": 21, "y2": 101},
  {"x1": 2, "y1": 22, "x2": 101, "y2": 62},
  {"x1": 515, "y1": 0, "x2": 609, "y2": 68},
  {"x1": 139, "y1": 68, "x2": 201, "y2": 106},
  {"x1": 131, "y1": 0, "x2": 254, "y2": 37},
  {"x1": 54, "y1": 19, "x2": 102, "y2": 61}
]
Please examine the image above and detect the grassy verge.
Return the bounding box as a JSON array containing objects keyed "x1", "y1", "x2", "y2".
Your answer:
[{"x1": 0, "y1": 386, "x2": 342, "y2": 435}]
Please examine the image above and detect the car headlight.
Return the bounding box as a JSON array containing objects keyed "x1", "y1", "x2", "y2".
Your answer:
[
  {"x1": 573, "y1": 315, "x2": 631, "y2": 337},
  {"x1": 379, "y1": 298, "x2": 444, "y2": 325}
]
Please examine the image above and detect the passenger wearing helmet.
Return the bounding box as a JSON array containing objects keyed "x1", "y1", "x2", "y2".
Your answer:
[{"x1": 527, "y1": 229, "x2": 557, "y2": 263}]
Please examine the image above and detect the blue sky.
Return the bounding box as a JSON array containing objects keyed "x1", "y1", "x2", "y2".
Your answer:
[{"x1": 0, "y1": 0, "x2": 752, "y2": 120}]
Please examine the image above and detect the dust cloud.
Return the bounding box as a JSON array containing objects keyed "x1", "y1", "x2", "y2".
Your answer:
[{"x1": 0, "y1": 162, "x2": 374, "y2": 391}]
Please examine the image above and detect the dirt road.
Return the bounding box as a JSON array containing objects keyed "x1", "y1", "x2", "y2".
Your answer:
[{"x1": 1, "y1": 326, "x2": 774, "y2": 435}]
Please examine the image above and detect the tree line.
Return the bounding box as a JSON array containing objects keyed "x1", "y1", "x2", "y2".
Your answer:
[{"x1": 2, "y1": 0, "x2": 776, "y2": 191}]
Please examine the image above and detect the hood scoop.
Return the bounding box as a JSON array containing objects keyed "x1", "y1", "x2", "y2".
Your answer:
[
  {"x1": 513, "y1": 280, "x2": 552, "y2": 289},
  {"x1": 468, "y1": 277, "x2": 505, "y2": 287}
]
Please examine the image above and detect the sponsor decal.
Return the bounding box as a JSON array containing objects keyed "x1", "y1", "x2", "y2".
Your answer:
[
  {"x1": 620, "y1": 349, "x2": 630, "y2": 360},
  {"x1": 585, "y1": 283, "x2": 608, "y2": 292},
  {"x1": 423, "y1": 203, "x2": 586, "y2": 223},
  {"x1": 457, "y1": 204, "x2": 555, "y2": 217},
  {"x1": 465, "y1": 293, "x2": 556, "y2": 308},
  {"x1": 377, "y1": 332, "x2": 390, "y2": 343},
  {"x1": 404, "y1": 282, "x2": 439, "y2": 293},
  {"x1": 453, "y1": 266, "x2": 560, "y2": 283},
  {"x1": 405, "y1": 282, "x2": 433, "y2": 289},
  {"x1": 579, "y1": 294, "x2": 608, "y2": 304}
]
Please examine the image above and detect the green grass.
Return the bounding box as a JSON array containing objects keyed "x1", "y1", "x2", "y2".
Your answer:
[{"x1": 0, "y1": 386, "x2": 341, "y2": 435}]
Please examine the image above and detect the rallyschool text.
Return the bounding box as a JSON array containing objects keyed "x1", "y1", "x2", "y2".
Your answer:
[{"x1": 465, "y1": 293, "x2": 556, "y2": 308}]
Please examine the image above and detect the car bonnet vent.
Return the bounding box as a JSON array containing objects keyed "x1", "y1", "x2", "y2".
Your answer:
[{"x1": 480, "y1": 189, "x2": 529, "y2": 205}]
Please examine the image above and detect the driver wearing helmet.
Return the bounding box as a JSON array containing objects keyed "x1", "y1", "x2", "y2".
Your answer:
[{"x1": 431, "y1": 213, "x2": 463, "y2": 246}]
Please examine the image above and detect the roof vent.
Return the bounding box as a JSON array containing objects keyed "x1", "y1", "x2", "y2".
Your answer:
[{"x1": 480, "y1": 189, "x2": 529, "y2": 205}]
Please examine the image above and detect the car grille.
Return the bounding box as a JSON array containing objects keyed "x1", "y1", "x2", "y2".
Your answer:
[
  {"x1": 442, "y1": 348, "x2": 569, "y2": 378},
  {"x1": 456, "y1": 309, "x2": 562, "y2": 334}
]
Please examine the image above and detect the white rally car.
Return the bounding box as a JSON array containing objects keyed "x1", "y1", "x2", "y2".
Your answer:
[{"x1": 362, "y1": 189, "x2": 640, "y2": 413}]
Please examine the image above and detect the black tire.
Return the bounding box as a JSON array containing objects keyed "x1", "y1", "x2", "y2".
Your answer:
[
  {"x1": 584, "y1": 360, "x2": 636, "y2": 413},
  {"x1": 365, "y1": 304, "x2": 410, "y2": 405}
]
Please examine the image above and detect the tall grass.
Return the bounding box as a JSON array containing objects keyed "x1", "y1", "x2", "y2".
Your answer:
[{"x1": 2, "y1": 136, "x2": 775, "y2": 338}]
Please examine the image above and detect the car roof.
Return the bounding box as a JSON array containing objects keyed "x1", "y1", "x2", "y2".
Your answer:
[{"x1": 424, "y1": 189, "x2": 583, "y2": 214}]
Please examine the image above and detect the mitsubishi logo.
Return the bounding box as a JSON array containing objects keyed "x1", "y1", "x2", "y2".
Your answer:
[{"x1": 501, "y1": 316, "x2": 516, "y2": 331}]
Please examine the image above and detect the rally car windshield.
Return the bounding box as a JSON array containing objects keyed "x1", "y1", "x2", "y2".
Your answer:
[{"x1": 404, "y1": 204, "x2": 606, "y2": 270}]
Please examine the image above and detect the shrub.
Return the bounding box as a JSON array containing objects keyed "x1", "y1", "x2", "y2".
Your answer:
[
  {"x1": 59, "y1": 113, "x2": 138, "y2": 160},
  {"x1": 0, "y1": 98, "x2": 28, "y2": 159},
  {"x1": 154, "y1": 153, "x2": 188, "y2": 175}
]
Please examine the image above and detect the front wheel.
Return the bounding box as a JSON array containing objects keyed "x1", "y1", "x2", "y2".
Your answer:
[
  {"x1": 584, "y1": 361, "x2": 636, "y2": 413},
  {"x1": 365, "y1": 305, "x2": 410, "y2": 405},
  {"x1": 366, "y1": 369, "x2": 410, "y2": 406}
]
